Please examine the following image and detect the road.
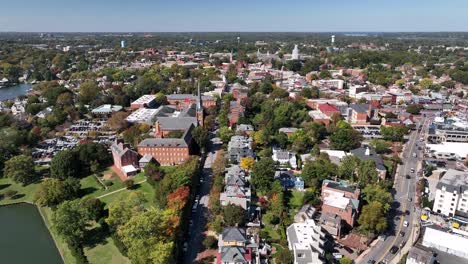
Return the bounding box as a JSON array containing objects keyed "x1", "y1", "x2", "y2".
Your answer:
[
  {"x1": 360, "y1": 115, "x2": 429, "y2": 264},
  {"x1": 183, "y1": 132, "x2": 220, "y2": 264}
]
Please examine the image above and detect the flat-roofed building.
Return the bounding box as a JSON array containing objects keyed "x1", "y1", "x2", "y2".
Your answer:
[
  {"x1": 130, "y1": 94, "x2": 157, "y2": 109},
  {"x1": 432, "y1": 169, "x2": 468, "y2": 218}
]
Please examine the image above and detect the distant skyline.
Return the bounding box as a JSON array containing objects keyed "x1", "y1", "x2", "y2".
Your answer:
[{"x1": 1, "y1": 0, "x2": 468, "y2": 32}]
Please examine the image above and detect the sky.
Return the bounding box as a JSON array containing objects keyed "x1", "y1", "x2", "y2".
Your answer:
[{"x1": 1, "y1": 0, "x2": 467, "y2": 32}]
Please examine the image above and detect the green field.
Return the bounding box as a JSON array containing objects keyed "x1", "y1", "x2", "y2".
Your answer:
[{"x1": 0, "y1": 178, "x2": 41, "y2": 205}]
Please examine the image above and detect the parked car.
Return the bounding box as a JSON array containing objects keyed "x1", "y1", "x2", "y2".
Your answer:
[
  {"x1": 403, "y1": 220, "x2": 409, "y2": 227},
  {"x1": 390, "y1": 246, "x2": 399, "y2": 254}
]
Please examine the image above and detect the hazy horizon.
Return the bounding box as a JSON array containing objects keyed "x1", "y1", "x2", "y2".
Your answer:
[{"x1": 1, "y1": 0, "x2": 467, "y2": 32}]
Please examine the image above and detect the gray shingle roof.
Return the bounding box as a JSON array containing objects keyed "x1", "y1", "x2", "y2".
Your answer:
[
  {"x1": 350, "y1": 146, "x2": 386, "y2": 171},
  {"x1": 222, "y1": 227, "x2": 247, "y2": 242}
]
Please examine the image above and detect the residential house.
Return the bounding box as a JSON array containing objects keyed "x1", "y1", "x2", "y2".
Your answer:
[
  {"x1": 350, "y1": 146, "x2": 387, "y2": 180},
  {"x1": 236, "y1": 124, "x2": 255, "y2": 136},
  {"x1": 216, "y1": 227, "x2": 257, "y2": 264},
  {"x1": 272, "y1": 148, "x2": 298, "y2": 169},
  {"x1": 275, "y1": 170, "x2": 304, "y2": 191},
  {"x1": 287, "y1": 219, "x2": 326, "y2": 264},
  {"x1": 279, "y1": 127, "x2": 299, "y2": 137},
  {"x1": 228, "y1": 136, "x2": 254, "y2": 163}
]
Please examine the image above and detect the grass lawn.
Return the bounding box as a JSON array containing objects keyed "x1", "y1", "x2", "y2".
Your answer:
[
  {"x1": 288, "y1": 190, "x2": 304, "y2": 210},
  {"x1": 85, "y1": 237, "x2": 130, "y2": 264},
  {"x1": 0, "y1": 178, "x2": 41, "y2": 205},
  {"x1": 263, "y1": 224, "x2": 281, "y2": 241},
  {"x1": 99, "y1": 179, "x2": 155, "y2": 207},
  {"x1": 0, "y1": 167, "x2": 156, "y2": 264}
]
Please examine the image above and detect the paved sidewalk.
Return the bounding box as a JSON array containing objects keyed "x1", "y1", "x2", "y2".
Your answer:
[{"x1": 96, "y1": 179, "x2": 147, "y2": 198}]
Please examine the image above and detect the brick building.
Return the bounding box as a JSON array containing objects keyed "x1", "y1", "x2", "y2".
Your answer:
[
  {"x1": 137, "y1": 124, "x2": 194, "y2": 166},
  {"x1": 166, "y1": 94, "x2": 216, "y2": 110},
  {"x1": 111, "y1": 141, "x2": 139, "y2": 179},
  {"x1": 318, "y1": 103, "x2": 341, "y2": 117},
  {"x1": 321, "y1": 180, "x2": 360, "y2": 228}
]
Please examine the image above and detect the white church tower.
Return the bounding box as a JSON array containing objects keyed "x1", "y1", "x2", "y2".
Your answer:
[{"x1": 292, "y1": 44, "x2": 299, "y2": 60}]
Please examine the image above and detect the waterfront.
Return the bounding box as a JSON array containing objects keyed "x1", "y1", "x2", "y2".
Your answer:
[
  {"x1": 0, "y1": 83, "x2": 32, "y2": 101},
  {"x1": 0, "y1": 203, "x2": 63, "y2": 264}
]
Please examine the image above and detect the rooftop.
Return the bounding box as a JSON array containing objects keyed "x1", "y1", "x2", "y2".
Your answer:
[{"x1": 131, "y1": 94, "x2": 156, "y2": 105}]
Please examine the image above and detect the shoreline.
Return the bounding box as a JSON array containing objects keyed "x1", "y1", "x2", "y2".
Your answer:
[{"x1": 0, "y1": 202, "x2": 67, "y2": 264}]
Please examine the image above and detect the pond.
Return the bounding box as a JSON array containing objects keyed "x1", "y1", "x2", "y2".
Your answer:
[
  {"x1": 0, "y1": 203, "x2": 63, "y2": 264},
  {"x1": 0, "y1": 83, "x2": 32, "y2": 101}
]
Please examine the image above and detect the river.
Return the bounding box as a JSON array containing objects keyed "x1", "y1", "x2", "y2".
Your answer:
[
  {"x1": 0, "y1": 203, "x2": 63, "y2": 264},
  {"x1": 0, "y1": 83, "x2": 32, "y2": 101}
]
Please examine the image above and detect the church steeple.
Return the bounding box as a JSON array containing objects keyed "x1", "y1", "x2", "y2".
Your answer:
[
  {"x1": 196, "y1": 81, "x2": 204, "y2": 127},
  {"x1": 197, "y1": 81, "x2": 202, "y2": 111}
]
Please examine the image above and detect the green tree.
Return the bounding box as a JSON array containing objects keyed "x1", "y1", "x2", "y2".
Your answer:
[
  {"x1": 3, "y1": 155, "x2": 36, "y2": 185},
  {"x1": 362, "y1": 184, "x2": 393, "y2": 213},
  {"x1": 106, "y1": 192, "x2": 147, "y2": 230},
  {"x1": 406, "y1": 104, "x2": 423, "y2": 115},
  {"x1": 223, "y1": 203, "x2": 245, "y2": 226},
  {"x1": 219, "y1": 126, "x2": 234, "y2": 143},
  {"x1": 340, "y1": 256, "x2": 353, "y2": 264},
  {"x1": 273, "y1": 247, "x2": 294, "y2": 264},
  {"x1": 419, "y1": 78, "x2": 433, "y2": 89},
  {"x1": 370, "y1": 139, "x2": 392, "y2": 154},
  {"x1": 78, "y1": 81, "x2": 99, "y2": 105},
  {"x1": 117, "y1": 209, "x2": 173, "y2": 264},
  {"x1": 53, "y1": 199, "x2": 90, "y2": 246},
  {"x1": 251, "y1": 158, "x2": 275, "y2": 193},
  {"x1": 357, "y1": 160, "x2": 379, "y2": 186},
  {"x1": 330, "y1": 128, "x2": 363, "y2": 151},
  {"x1": 34, "y1": 178, "x2": 81, "y2": 206},
  {"x1": 50, "y1": 149, "x2": 80, "y2": 179},
  {"x1": 107, "y1": 112, "x2": 129, "y2": 131},
  {"x1": 380, "y1": 126, "x2": 409, "y2": 142},
  {"x1": 358, "y1": 201, "x2": 388, "y2": 235},
  {"x1": 338, "y1": 155, "x2": 360, "y2": 181},
  {"x1": 192, "y1": 126, "x2": 209, "y2": 152}
]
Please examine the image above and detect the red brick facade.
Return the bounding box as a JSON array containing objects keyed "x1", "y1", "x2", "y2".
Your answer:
[{"x1": 137, "y1": 145, "x2": 190, "y2": 166}]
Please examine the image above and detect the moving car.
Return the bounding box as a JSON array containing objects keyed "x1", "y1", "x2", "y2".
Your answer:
[
  {"x1": 410, "y1": 168, "x2": 415, "y2": 173},
  {"x1": 406, "y1": 174, "x2": 411, "y2": 179},
  {"x1": 403, "y1": 220, "x2": 409, "y2": 227},
  {"x1": 390, "y1": 246, "x2": 399, "y2": 254}
]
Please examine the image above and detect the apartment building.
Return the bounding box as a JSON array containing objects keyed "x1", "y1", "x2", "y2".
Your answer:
[{"x1": 432, "y1": 169, "x2": 468, "y2": 218}]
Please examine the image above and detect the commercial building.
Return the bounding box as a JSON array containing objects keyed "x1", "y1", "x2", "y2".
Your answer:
[
  {"x1": 406, "y1": 246, "x2": 436, "y2": 264},
  {"x1": 422, "y1": 227, "x2": 468, "y2": 260},
  {"x1": 432, "y1": 169, "x2": 468, "y2": 218}
]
